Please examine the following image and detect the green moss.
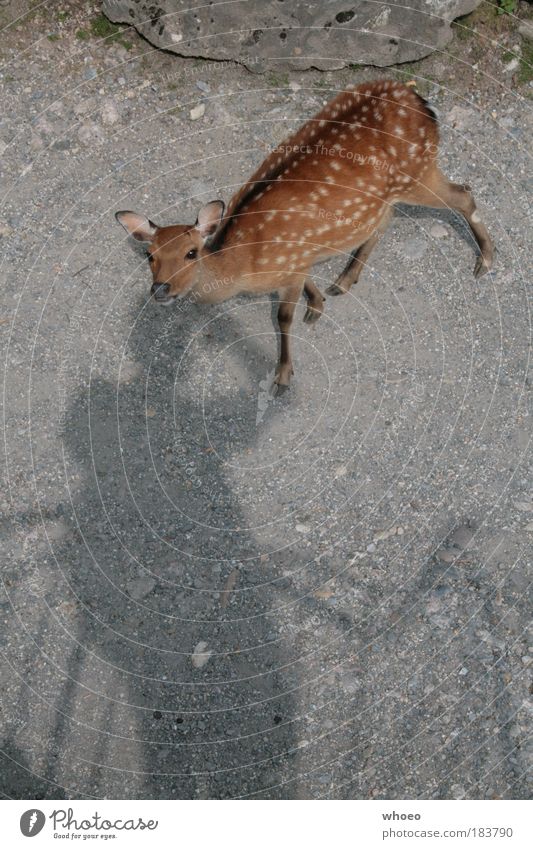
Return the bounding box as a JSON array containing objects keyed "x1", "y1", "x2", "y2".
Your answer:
[
  {"x1": 90, "y1": 14, "x2": 120, "y2": 39},
  {"x1": 75, "y1": 29, "x2": 89, "y2": 41},
  {"x1": 267, "y1": 72, "x2": 289, "y2": 87},
  {"x1": 47, "y1": 33, "x2": 60, "y2": 42},
  {"x1": 497, "y1": 0, "x2": 517, "y2": 15},
  {"x1": 518, "y1": 38, "x2": 533, "y2": 84},
  {"x1": 57, "y1": 11, "x2": 70, "y2": 22}
]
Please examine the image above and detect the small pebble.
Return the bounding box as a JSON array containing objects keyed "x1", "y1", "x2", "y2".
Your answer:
[
  {"x1": 436, "y1": 548, "x2": 457, "y2": 563},
  {"x1": 192, "y1": 641, "x2": 212, "y2": 668},
  {"x1": 430, "y1": 223, "x2": 449, "y2": 239},
  {"x1": 190, "y1": 103, "x2": 205, "y2": 120},
  {"x1": 127, "y1": 577, "x2": 156, "y2": 600}
]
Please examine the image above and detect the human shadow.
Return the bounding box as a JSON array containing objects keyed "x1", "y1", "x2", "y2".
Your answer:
[{"x1": 13, "y1": 293, "x2": 300, "y2": 799}]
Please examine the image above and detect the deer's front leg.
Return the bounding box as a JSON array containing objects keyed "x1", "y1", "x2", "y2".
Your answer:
[
  {"x1": 303, "y1": 279, "x2": 325, "y2": 324},
  {"x1": 274, "y1": 283, "x2": 302, "y2": 390}
]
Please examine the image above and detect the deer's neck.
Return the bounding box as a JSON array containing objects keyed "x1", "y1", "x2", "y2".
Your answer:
[{"x1": 192, "y1": 241, "x2": 252, "y2": 303}]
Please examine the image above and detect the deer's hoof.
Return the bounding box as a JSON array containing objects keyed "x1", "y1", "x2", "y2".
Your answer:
[
  {"x1": 272, "y1": 381, "x2": 290, "y2": 397},
  {"x1": 273, "y1": 365, "x2": 293, "y2": 394},
  {"x1": 474, "y1": 255, "x2": 493, "y2": 278},
  {"x1": 303, "y1": 305, "x2": 323, "y2": 324},
  {"x1": 326, "y1": 282, "x2": 348, "y2": 296}
]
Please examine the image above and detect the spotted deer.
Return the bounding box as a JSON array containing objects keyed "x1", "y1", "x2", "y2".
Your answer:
[{"x1": 116, "y1": 79, "x2": 493, "y2": 389}]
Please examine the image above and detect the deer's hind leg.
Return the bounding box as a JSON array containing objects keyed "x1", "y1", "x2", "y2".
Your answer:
[
  {"x1": 326, "y1": 207, "x2": 393, "y2": 296},
  {"x1": 404, "y1": 167, "x2": 494, "y2": 277}
]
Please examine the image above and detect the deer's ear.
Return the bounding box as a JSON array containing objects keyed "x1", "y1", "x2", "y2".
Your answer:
[
  {"x1": 115, "y1": 211, "x2": 158, "y2": 242},
  {"x1": 195, "y1": 200, "x2": 225, "y2": 241}
]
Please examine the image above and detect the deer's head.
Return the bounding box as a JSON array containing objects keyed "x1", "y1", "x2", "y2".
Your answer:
[{"x1": 115, "y1": 200, "x2": 225, "y2": 305}]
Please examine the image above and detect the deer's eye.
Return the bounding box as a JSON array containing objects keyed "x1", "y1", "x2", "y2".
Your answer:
[
  {"x1": 147, "y1": 253, "x2": 154, "y2": 263},
  {"x1": 186, "y1": 248, "x2": 197, "y2": 260}
]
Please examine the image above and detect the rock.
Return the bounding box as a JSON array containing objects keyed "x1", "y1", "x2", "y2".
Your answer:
[
  {"x1": 103, "y1": 0, "x2": 483, "y2": 71},
  {"x1": 127, "y1": 576, "x2": 156, "y2": 600},
  {"x1": 295, "y1": 523, "x2": 310, "y2": 533},
  {"x1": 430, "y1": 223, "x2": 449, "y2": 239},
  {"x1": 190, "y1": 103, "x2": 205, "y2": 120},
  {"x1": 192, "y1": 641, "x2": 212, "y2": 668},
  {"x1": 0, "y1": 222, "x2": 13, "y2": 238},
  {"x1": 515, "y1": 500, "x2": 533, "y2": 512},
  {"x1": 101, "y1": 99, "x2": 119, "y2": 125},
  {"x1": 195, "y1": 80, "x2": 210, "y2": 93}
]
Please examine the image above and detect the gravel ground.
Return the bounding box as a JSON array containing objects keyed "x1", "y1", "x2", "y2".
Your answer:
[{"x1": 0, "y1": 3, "x2": 532, "y2": 799}]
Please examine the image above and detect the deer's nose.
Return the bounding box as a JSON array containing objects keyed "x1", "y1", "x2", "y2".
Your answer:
[{"x1": 151, "y1": 282, "x2": 170, "y2": 300}]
